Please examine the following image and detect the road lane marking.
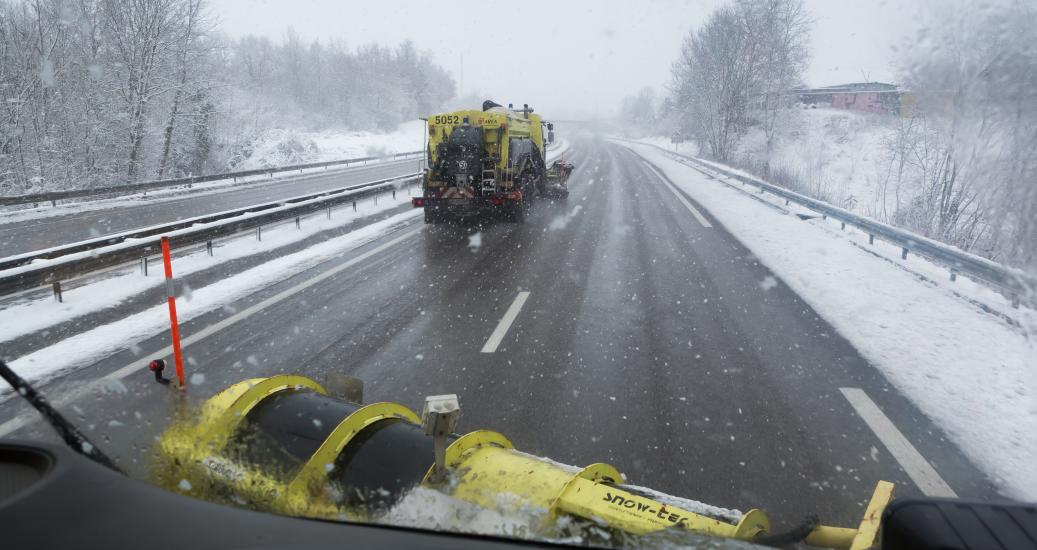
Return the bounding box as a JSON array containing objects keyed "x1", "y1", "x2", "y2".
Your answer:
[
  {"x1": 0, "y1": 226, "x2": 421, "y2": 438},
  {"x1": 481, "y1": 291, "x2": 531, "y2": 353},
  {"x1": 839, "y1": 387, "x2": 957, "y2": 497},
  {"x1": 642, "y1": 161, "x2": 713, "y2": 228}
]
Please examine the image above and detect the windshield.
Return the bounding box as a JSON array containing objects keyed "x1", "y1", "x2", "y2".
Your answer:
[{"x1": 0, "y1": 0, "x2": 1034, "y2": 548}]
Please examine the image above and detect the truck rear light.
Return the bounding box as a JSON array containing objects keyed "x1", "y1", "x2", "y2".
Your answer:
[{"x1": 412, "y1": 198, "x2": 425, "y2": 207}]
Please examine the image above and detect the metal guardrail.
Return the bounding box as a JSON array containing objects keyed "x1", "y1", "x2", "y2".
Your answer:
[
  {"x1": 0, "y1": 151, "x2": 424, "y2": 207},
  {"x1": 626, "y1": 139, "x2": 1035, "y2": 305},
  {"x1": 0, "y1": 173, "x2": 422, "y2": 296}
]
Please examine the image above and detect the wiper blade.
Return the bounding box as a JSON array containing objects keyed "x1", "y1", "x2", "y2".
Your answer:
[{"x1": 0, "y1": 358, "x2": 124, "y2": 474}]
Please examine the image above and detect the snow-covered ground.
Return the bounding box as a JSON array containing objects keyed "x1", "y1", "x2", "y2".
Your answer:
[
  {"x1": 0, "y1": 121, "x2": 428, "y2": 227},
  {"x1": 618, "y1": 140, "x2": 1037, "y2": 500},
  {"x1": 741, "y1": 108, "x2": 894, "y2": 214},
  {"x1": 1, "y1": 208, "x2": 422, "y2": 393},
  {"x1": 0, "y1": 188, "x2": 417, "y2": 345},
  {"x1": 234, "y1": 120, "x2": 426, "y2": 170},
  {"x1": 637, "y1": 136, "x2": 700, "y2": 158},
  {"x1": 639, "y1": 108, "x2": 899, "y2": 216}
]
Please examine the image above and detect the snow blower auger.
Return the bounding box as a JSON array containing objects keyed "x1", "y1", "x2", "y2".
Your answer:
[{"x1": 152, "y1": 375, "x2": 894, "y2": 549}]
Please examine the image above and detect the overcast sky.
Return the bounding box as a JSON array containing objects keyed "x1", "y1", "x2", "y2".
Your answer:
[{"x1": 211, "y1": 0, "x2": 917, "y2": 119}]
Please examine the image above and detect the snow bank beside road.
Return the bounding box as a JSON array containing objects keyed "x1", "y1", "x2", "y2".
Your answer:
[
  {"x1": 239, "y1": 121, "x2": 571, "y2": 171},
  {"x1": 619, "y1": 140, "x2": 1037, "y2": 500},
  {"x1": 0, "y1": 188, "x2": 416, "y2": 343},
  {"x1": 1, "y1": 210, "x2": 421, "y2": 394},
  {"x1": 233, "y1": 120, "x2": 425, "y2": 170},
  {"x1": 636, "y1": 108, "x2": 898, "y2": 215},
  {"x1": 0, "y1": 122, "x2": 425, "y2": 225}
]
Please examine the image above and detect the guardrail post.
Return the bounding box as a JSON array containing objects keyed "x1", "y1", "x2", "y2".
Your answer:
[
  {"x1": 256, "y1": 226, "x2": 262, "y2": 241},
  {"x1": 950, "y1": 270, "x2": 957, "y2": 282},
  {"x1": 901, "y1": 248, "x2": 909, "y2": 260},
  {"x1": 869, "y1": 234, "x2": 874, "y2": 245},
  {"x1": 295, "y1": 216, "x2": 300, "y2": 229},
  {"x1": 206, "y1": 240, "x2": 213, "y2": 256},
  {"x1": 392, "y1": 189, "x2": 396, "y2": 200},
  {"x1": 141, "y1": 257, "x2": 149, "y2": 276},
  {"x1": 51, "y1": 200, "x2": 57, "y2": 207},
  {"x1": 841, "y1": 222, "x2": 846, "y2": 230},
  {"x1": 374, "y1": 194, "x2": 378, "y2": 205},
  {"x1": 52, "y1": 281, "x2": 62, "y2": 303},
  {"x1": 353, "y1": 200, "x2": 357, "y2": 212},
  {"x1": 327, "y1": 206, "x2": 332, "y2": 219}
]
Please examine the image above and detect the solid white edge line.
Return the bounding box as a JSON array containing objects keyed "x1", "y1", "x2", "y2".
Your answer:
[
  {"x1": 0, "y1": 227, "x2": 421, "y2": 438},
  {"x1": 839, "y1": 387, "x2": 958, "y2": 498},
  {"x1": 480, "y1": 291, "x2": 531, "y2": 354},
  {"x1": 640, "y1": 160, "x2": 713, "y2": 228}
]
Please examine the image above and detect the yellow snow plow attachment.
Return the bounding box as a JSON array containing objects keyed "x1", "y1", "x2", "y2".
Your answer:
[{"x1": 153, "y1": 375, "x2": 892, "y2": 548}]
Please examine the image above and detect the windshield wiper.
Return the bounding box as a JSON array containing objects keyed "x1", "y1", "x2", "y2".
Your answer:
[{"x1": 0, "y1": 358, "x2": 124, "y2": 474}]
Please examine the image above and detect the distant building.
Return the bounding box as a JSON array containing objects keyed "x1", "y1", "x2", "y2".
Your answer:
[{"x1": 791, "y1": 82, "x2": 902, "y2": 115}]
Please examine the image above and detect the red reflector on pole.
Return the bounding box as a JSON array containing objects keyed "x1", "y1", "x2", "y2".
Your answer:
[{"x1": 160, "y1": 237, "x2": 185, "y2": 389}]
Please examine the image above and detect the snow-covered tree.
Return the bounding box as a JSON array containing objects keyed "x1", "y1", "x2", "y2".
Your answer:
[
  {"x1": 894, "y1": 0, "x2": 1037, "y2": 267},
  {"x1": 0, "y1": 0, "x2": 455, "y2": 193},
  {"x1": 670, "y1": 0, "x2": 809, "y2": 165}
]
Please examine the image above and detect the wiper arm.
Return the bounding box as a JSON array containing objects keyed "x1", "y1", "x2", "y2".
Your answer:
[{"x1": 0, "y1": 358, "x2": 124, "y2": 474}]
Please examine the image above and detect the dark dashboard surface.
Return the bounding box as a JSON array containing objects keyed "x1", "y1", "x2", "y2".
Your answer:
[{"x1": 0, "y1": 440, "x2": 572, "y2": 549}]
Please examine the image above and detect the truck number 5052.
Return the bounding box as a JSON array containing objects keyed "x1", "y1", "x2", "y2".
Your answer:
[{"x1": 433, "y1": 115, "x2": 460, "y2": 124}]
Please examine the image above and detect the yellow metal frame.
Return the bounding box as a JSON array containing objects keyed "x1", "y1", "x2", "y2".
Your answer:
[
  {"x1": 547, "y1": 462, "x2": 623, "y2": 518},
  {"x1": 443, "y1": 435, "x2": 770, "y2": 538},
  {"x1": 806, "y1": 481, "x2": 895, "y2": 549},
  {"x1": 283, "y1": 402, "x2": 421, "y2": 515},
  {"x1": 852, "y1": 481, "x2": 895, "y2": 549},
  {"x1": 154, "y1": 375, "x2": 897, "y2": 549},
  {"x1": 198, "y1": 375, "x2": 327, "y2": 451},
  {"x1": 153, "y1": 375, "x2": 327, "y2": 509}
]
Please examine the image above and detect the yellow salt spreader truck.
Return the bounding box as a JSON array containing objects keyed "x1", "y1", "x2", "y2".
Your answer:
[{"x1": 412, "y1": 100, "x2": 572, "y2": 224}]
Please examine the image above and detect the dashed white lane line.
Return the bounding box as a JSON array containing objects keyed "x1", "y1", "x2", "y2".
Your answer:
[
  {"x1": 480, "y1": 291, "x2": 531, "y2": 353},
  {"x1": 642, "y1": 161, "x2": 713, "y2": 228},
  {"x1": 0, "y1": 227, "x2": 422, "y2": 438},
  {"x1": 840, "y1": 387, "x2": 958, "y2": 497}
]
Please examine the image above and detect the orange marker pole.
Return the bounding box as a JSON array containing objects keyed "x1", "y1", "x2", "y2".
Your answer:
[{"x1": 160, "y1": 237, "x2": 185, "y2": 388}]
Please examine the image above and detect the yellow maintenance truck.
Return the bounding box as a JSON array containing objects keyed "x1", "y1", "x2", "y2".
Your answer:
[{"x1": 412, "y1": 100, "x2": 569, "y2": 223}]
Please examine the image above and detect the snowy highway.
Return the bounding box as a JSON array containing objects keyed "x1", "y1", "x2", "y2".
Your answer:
[
  {"x1": 0, "y1": 137, "x2": 1002, "y2": 529},
  {"x1": 0, "y1": 157, "x2": 422, "y2": 257}
]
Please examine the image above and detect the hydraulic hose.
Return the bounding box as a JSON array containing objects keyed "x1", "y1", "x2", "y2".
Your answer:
[{"x1": 752, "y1": 515, "x2": 820, "y2": 547}]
